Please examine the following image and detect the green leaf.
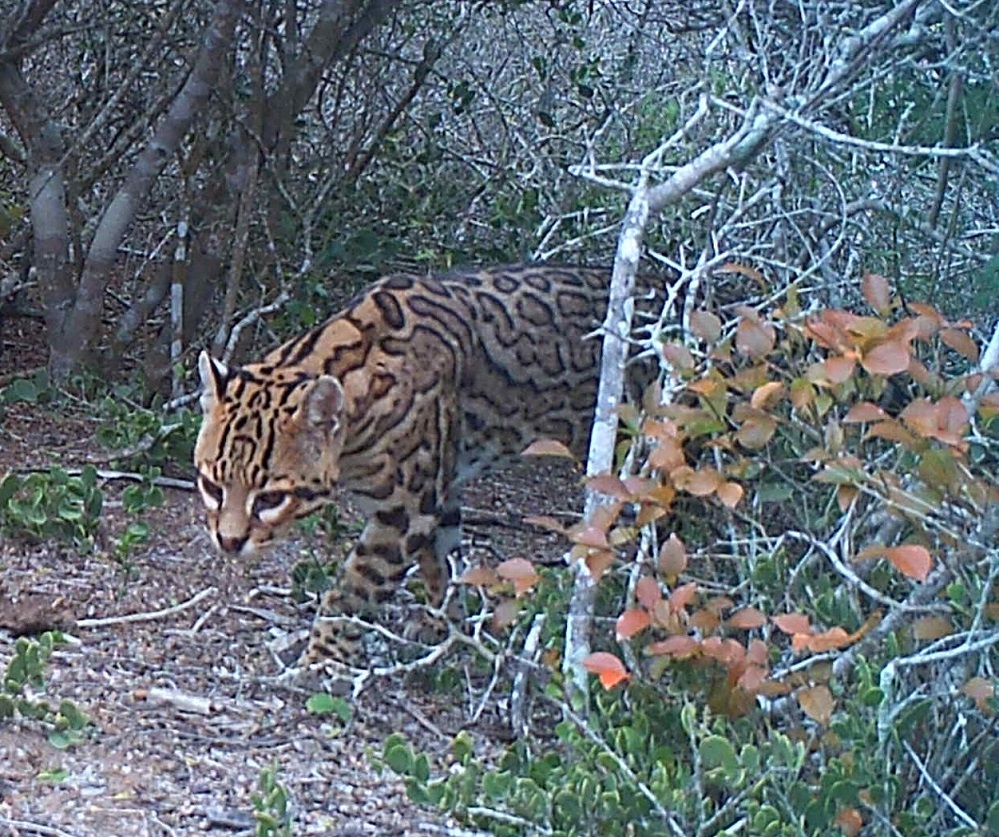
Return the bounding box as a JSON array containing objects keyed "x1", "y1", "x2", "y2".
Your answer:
[
  {"x1": 699, "y1": 735, "x2": 738, "y2": 772},
  {"x1": 384, "y1": 741, "x2": 414, "y2": 775}
]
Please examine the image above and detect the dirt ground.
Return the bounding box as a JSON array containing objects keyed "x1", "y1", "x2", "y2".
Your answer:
[{"x1": 0, "y1": 348, "x2": 582, "y2": 837}]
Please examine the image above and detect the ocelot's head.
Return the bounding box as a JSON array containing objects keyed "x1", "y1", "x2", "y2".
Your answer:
[{"x1": 194, "y1": 351, "x2": 346, "y2": 557}]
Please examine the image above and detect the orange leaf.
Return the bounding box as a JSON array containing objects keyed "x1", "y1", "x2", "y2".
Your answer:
[
  {"x1": 690, "y1": 310, "x2": 722, "y2": 342},
  {"x1": 940, "y1": 327, "x2": 979, "y2": 361},
  {"x1": 587, "y1": 473, "x2": 633, "y2": 499},
  {"x1": 798, "y1": 684, "x2": 835, "y2": 725},
  {"x1": 773, "y1": 613, "x2": 812, "y2": 635},
  {"x1": 689, "y1": 608, "x2": 721, "y2": 633},
  {"x1": 823, "y1": 355, "x2": 856, "y2": 384},
  {"x1": 862, "y1": 272, "x2": 892, "y2": 313},
  {"x1": 835, "y1": 807, "x2": 864, "y2": 836},
  {"x1": 616, "y1": 608, "x2": 652, "y2": 640},
  {"x1": 737, "y1": 664, "x2": 769, "y2": 693},
  {"x1": 496, "y1": 557, "x2": 540, "y2": 596},
  {"x1": 521, "y1": 439, "x2": 575, "y2": 458},
  {"x1": 960, "y1": 677, "x2": 994, "y2": 712},
  {"x1": 646, "y1": 635, "x2": 700, "y2": 658},
  {"x1": 636, "y1": 576, "x2": 662, "y2": 609},
  {"x1": 843, "y1": 402, "x2": 888, "y2": 423},
  {"x1": 673, "y1": 466, "x2": 722, "y2": 496},
  {"x1": 716, "y1": 481, "x2": 744, "y2": 509},
  {"x1": 658, "y1": 534, "x2": 688, "y2": 577},
  {"x1": 861, "y1": 341, "x2": 911, "y2": 376},
  {"x1": 582, "y1": 652, "x2": 629, "y2": 689},
  {"x1": 804, "y1": 626, "x2": 852, "y2": 653},
  {"x1": 460, "y1": 566, "x2": 499, "y2": 586},
  {"x1": 585, "y1": 549, "x2": 616, "y2": 581},
  {"x1": 886, "y1": 545, "x2": 932, "y2": 582},
  {"x1": 727, "y1": 607, "x2": 767, "y2": 630},
  {"x1": 750, "y1": 381, "x2": 784, "y2": 410},
  {"x1": 670, "y1": 582, "x2": 698, "y2": 612}
]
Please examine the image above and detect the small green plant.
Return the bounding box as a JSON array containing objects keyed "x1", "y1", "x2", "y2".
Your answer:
[
  {"x1": 251, "y1": 762, "x2": 293, "y2": 837},
  {"x1": 0, "y1": 370, "x2": 55, "y2": 409},
  {"x1": 111, "y1": 466, "x2": 167, "y2": 575},
  {"x1": 0, "y1": 466, "x2": 103, "y2": 545},
  {"x1": 306, "y1": 692, "x2": 352, "y2": 725},
  {"x1": 97, "y1": 386, "x2": 199, "y2": 469},
  {"x1": 1, "y1": 632, "x2": 91, "y2": 749}
]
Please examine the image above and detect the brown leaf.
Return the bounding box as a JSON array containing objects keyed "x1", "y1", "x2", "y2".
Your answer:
[
  {"x1": 912, "y1": 615, "x2": 954, "y2": 641},
  {"x1": 673, "y1": 466, "x2": 722, "y2": 496},
  {"x1": 736, "y1": 315, "x2": 776, "y2": 359},
  {"x1": 750, "y1": 381, "x2": 784, "y2": 410},
  {"x1": 823, "y1": 355, "x2": 856, "y2": 384},
  {"x1": 523, "y1": 515, "x2": 566, "y2": 535},
  {"x1": 960, "y1": 677, "x2": 994, "y2": 712},
  {"x1": 861, "y1": 340, "x2": 911, "y2": 376},
  {"x1": 587, "y1": 473, "x2": 633, "y2": 499},
  {"x1": 835, "y1": 807, "x2": 864, "y2": 836},
  {"x1": 716, "y1": 481, "x2": 744, "y2": 509},
  {"x1": 662, "y1": 342, "x2": 695, "y2": 372},
  {"x1": 582, "y1": 652, "x2": 629, "y2": 689},
  {"x1": 658, "y1": 534, "x2": 688, "y2": 577},
  {"x1": 636, "y1": 576, "x2": 662, "y2": 609},
  {"x1": 492, "y1": 598, "x2": 522, "y2": 630},
  {"x1": 727, "y1": 607, "x2": 767, "y2": 630},
  {"x1": 862, "y1": 273, "x2": 892, "y2": 313},
  {"x1": 843, "y1": 402, "x2": 888, "y2": 423},
  {"x1": 690, "y1": 310, "x2": 722, "y2": 342},
  {"x1": 496, "y1": 557, "x2": 540, "y2": 596},
  {"x1": 798, "y1": 684, "x2": 835, "y2": 725},
  {"x1": 460, "y1": 566, "x2": 499, "y2": 587},
  {"x1": 735, "y1": 414, "x2": 777, "y2": 449},
  {"x1": 940, "y1": 327, "x2": 979, "y2": 361},
  {"x1": 585, "y1": 549, "x2": 616, "y2": 581},
  {"x1": 669, "y1": 582, "x2": 698, "y2": 612}
]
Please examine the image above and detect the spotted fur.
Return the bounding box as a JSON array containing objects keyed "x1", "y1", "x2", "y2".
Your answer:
[{"x1": 195, "y1": 264, "x2": 642, "y2": 664}]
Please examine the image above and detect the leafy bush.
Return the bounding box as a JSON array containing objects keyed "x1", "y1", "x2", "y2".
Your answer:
[
  {"x1": 0, "y1": 466, "x2": 103, "y2": 545},
  {"x1": 1, "y1": 632, "x2": 91, "y2": 750},
  {"x1": 381, "y1": 274, "x2": 998, "y2": 836}
]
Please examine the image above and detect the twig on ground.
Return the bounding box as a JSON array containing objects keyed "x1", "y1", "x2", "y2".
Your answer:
[
  {"x1": 76, "y1": 587, "x2": 216, "y2": 629},
  {"x1": 0, "y1": 817, "x2": 81, "y2": 837},
  {"x1": 143, "y1": 686, "x2": 215, "y2": 716}
]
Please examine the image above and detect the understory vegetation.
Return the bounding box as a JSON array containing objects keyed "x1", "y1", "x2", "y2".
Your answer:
[{"x1": 2, "y1": 0, "x2": 997, "y2": 835}]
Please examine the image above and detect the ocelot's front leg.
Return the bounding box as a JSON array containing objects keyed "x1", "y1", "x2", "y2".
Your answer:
[{"x1": 300, "y1": 398, "x2": 460, "y2": 667}]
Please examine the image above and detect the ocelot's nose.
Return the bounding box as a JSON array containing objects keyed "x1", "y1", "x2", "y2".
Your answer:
[{"x1": 217, "y1": 533, "x2": 248, "y2": 554}]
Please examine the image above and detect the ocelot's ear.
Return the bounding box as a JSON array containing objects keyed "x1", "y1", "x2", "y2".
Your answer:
[
  {"x1": 301, "y1": 376, "x2": 345, "y2": 437},
  {"x1": 198, "y1": 351, "x2": 228, "y2": 412}
]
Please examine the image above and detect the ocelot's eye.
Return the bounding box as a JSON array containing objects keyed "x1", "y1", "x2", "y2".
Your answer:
[
  {"x1": 252, "y1": 490, "x2": 288, "y2": 517},
  {"x1": 199, "y1": 475, "x2": 224, "y2": 507}
]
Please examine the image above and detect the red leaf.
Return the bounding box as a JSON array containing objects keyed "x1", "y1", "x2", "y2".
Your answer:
[{"x1": 582, "y1": 652, "x2": 629, "y2": 689}]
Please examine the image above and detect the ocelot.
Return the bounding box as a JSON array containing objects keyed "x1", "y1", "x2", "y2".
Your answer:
[{"x1": 194, "y1": 264, "x2": 652, "y2": 665}]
